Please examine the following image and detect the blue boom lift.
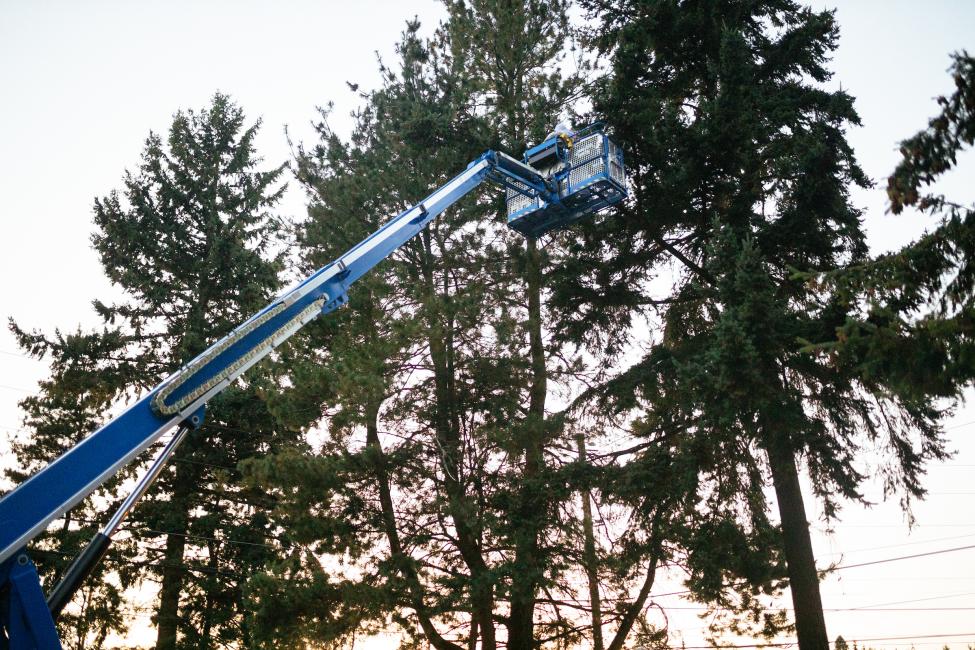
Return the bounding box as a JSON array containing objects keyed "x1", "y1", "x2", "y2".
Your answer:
[{"x1": 0, "y1": 124, "x2": 627, "y2": 648}]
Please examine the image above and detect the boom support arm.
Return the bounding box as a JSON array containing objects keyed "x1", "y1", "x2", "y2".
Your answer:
[
  {"x1": 0, "y1": 124, "x2": 630, "y2": 648},
  {"x1": 0, "y1": 149, "x2": 547, "y2": 648}
]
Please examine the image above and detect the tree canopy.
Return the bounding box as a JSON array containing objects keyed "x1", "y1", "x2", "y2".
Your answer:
[
  {"x1": 5, "y1": 7, "x2": 974, "y2": 650},
  {"x1": 10, "y1": 93, "x2": 295, "y2": 649}
]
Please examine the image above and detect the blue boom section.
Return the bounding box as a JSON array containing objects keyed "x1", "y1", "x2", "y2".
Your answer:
[
  {"x1": 0, "y1": 155, "x2": 494, "y2": 570},
  {"x1": 0, "y1": 132, "x2": 627, "y2": 649}
]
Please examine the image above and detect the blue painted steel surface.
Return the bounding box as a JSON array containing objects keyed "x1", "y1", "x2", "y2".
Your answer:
[
  {"x1": 0, "y1": 133, "x2": 624, "y2": 646},
  {"x1": 523, "y1": 138, "x2": 555, "y2": 161},
  {"x1": 506, "y1": 130, "x2": 628, "y2": 238},
  {"x1": 0, "y1": 399, "x2": 180, "y2": 568},
  {"x1": 523, "y1": 134, "x2": 571, "y2": 171},
  {"x1": 0, "y1": 156, "x2": 493, "y2": 569},
  {"x1": 155, "y1": 287, "x2": 337, "y2": 414},
  {"x1": 0, "y1": 552, "x2": 61, "y2": 648}
]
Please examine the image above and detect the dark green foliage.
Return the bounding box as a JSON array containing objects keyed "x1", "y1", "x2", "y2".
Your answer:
[
  {"x1": 445, "y1": 0, "x2": 577, "y2": 147},
  {"x1": 4, "y1": 331, "x2": 134, "y2": 649},
  {"x1": 560, "y1": 1, "x2": 951, "y2": 646},
  {"x1": 888, "y1": 52, "x2": 975, "y2": 215},
  {"x1": 90, "y1": 94, "x2": 285, "y2": 359},
  {"x1": 9, "y1": 6, "x2": 968, "y2": 650},
  {"x1": 9, "y1": 93, "x2": 293, "y2": 649},
  {"x1": 240, "y1": 20, "x2": 503, "y2": 649},
  {"x1": 237, "y1": 7, "x2": 668, "y2": 649},
  {"x1": 815, "y1": 53, "x2": 975, "y2": 402}
]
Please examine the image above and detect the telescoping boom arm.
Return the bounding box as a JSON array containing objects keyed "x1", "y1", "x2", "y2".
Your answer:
[{"x1": 0, "y1": 126, "x2": 627, "y2": 649}]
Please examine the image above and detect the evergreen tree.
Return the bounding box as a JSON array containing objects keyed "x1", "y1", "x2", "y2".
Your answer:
[
  {"x1": 559, "y1": 2, "x2": 949, "y2": 648},
  {"x1": 240, "y1": 7, "x2": 671, "y2": 648},
  {"x1": 239, "y1": 2, "x2": 688, "y2": 650},
  {"x1": 242, "y1": 21, "x2": 502, "y2": 649},
  {"x1": 10, "y1": 93, "x2": 293, "y2": 649},
  {"x1": 5, "y1": 328, "x2": 136, "y2": 649},
  {"x1": 447, "y1": 2, "x2": 679, "y2": 647},
  {"x1": 818, "y1": 52, "x2": 975, "y2": 398},
  {"x1": 444, "y1": 2, "x2": 579, "y2": 647}
]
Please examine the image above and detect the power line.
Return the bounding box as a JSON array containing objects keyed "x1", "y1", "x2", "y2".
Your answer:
[
  {"x1": 49, "y1": 511, "x2": 282, "y2": 549},
  {"x1": 838, "y1": 591, "x2": 975, "y2": 610},
  {"x1": 833, "y1": 543, "x2": 975, "y2": 570},
  {"x1": 848, "y1": 632, "x2": 975, "y2": 643},
  {"x1": 132, "y1": 527, "x2": 279, "y2": 550},
  {"x1": 0, "y1": 418, "x2": 299, "y2": 444},
  {"x1": 828, "y1": 532, "x2": 975, "y2": 555},
  {"x1": 833, "y1": 576, "x2": 975, "y2": 581},
  {"x1": 29, "y1": 547, "x2": 244, "y2": 580},
  {"x1": 831, "y1": 524, "x2": 975, "y2": 528},
  {"x1": 663, "y1": 605, "x2": 975, "y2": 612},
  {"x1": 170, "y1": 457, "x2": 240, "y2": 472},
  {"x1": 0, "y1": 349, "x2": 47, "y2": 363},
  {"x1": 648, "y1": 544, "x2": 975, "y2": 602},
  {"x1": 0, "y1": 383, "x2": 32, "y2": 394},
  {"x1": 671, "y1": 632, "x2": 975, "y2": 649}
]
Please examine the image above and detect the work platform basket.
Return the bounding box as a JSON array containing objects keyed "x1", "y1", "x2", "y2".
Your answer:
[{"x1": 506, "y1": 128, "x2": 628, "y2": 238}]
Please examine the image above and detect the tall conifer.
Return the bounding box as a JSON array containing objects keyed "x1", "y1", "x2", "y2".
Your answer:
[
  {"x1": 245, "y1": 6, "x2": 677, "y2": 649},
  {"x1": 562, "y1": 2, "x2": 950, "y2": 647},
  {"x1": 10, "y1": 93, "x2": 293, "y2": 649},
  {"x1": 822, "y1": 52, "x2": 975, "y2": 395}
]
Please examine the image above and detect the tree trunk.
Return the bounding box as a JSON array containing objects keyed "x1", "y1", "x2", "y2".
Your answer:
[
  {"x1": 197, "y1": 538, "x2": 219, "y2": 648},
  {"x1": 154, "y1": 454, "x2": 195, "y2": 650},
  {"x1": 419, "y1": 230, "x2": 497, "y2": 650},
  {"x1": 765, "y1": 432, "x2": 829, "y2": 650},
  {"x1": 508, "y1": 237, "x2": 547, "y2": 650},
  {"x1": 365, "y1": 401, "x2": 463, "y2": 650},
  {"x1": 155, "y1": 313, "x2": 212, "y2": 650},
  {"x1": 605, "y1": 555, "x2": 659, "y2": 650},
  {"x1": 576, "y1": 434, "x2": 603, "y2": 650},
  {"x1": 427, "y1": 319, "x2": 497, "y2": 650}
]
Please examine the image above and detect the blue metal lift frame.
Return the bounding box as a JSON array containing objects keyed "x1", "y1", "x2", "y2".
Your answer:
[
  {"x1": 505, "y1": 126, "x2": 627, "y2": 237},
  {"x1": 0, "y1": 137, "x2": 625, "y2": 649}
]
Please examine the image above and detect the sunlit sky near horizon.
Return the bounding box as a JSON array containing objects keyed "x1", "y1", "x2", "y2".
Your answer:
[{"x1": 1, "y1": 1, "x2": 974, "y2": 648}]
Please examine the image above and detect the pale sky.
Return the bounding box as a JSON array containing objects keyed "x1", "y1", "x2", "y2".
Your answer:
[{"x1": 1, "y1": 1, "x2": 974, "y2": 648}]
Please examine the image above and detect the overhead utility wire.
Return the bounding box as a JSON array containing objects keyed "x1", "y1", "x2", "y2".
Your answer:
[
  {"x1": 833, "y1": 543, "x2": 975, "y2": 570},
  {"x1": 648, "y1": 544, "x2": 975, "y2": 601},
  {"x1": 671, "y1": 631, "x2": 975, "y2": 650}
]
